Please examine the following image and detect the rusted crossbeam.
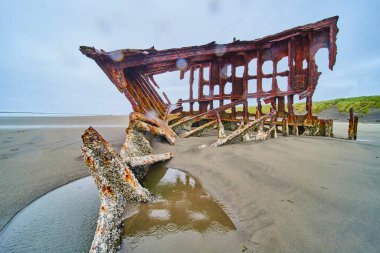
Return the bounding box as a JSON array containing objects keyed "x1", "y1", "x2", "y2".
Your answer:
[
  {"x1": 180, "y1": 120, "x2": 217, "y2": 138},
  {"x1": 211, "y1": 110, "x2": 277, "y2": 147},
  {"x1": 171, "y1": 99, "x2": 245, "y2": 133}
]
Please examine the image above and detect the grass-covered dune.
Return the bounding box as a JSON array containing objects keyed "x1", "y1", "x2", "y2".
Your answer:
[
  {"x1": 233, "y1": 96, "x2": 380, "y2": 115},
  {"x1": 294, "y1": 96, "x2": 380, "y2": 114}
]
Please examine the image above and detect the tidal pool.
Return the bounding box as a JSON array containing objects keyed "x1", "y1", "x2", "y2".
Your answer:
[
  {"x1": 0, "y1": 167, "x2": 242, "y2": 253},
  {"x1": 0, "y1": 177, "x2": 99, "y2": 253},
  {"x1": 120, "y1": 167, "x2": 242, "y2": 253}
]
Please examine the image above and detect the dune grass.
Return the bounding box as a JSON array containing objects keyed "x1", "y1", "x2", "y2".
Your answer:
[
  {"x1": 231, "y1": 96, "x2": 380, "y2": 115},
  {"x1": 293, "y1": 96, "x2": 380, "y2": 114}
]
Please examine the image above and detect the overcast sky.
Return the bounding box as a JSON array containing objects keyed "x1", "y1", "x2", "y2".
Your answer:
[{"x1": 1, "y1": 0, "x2": 379, "y2": 115}]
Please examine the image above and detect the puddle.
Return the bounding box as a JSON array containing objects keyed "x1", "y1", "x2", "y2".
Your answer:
[
  {"x1": 0, "y1": 177, "x2": 99, "y2": 253},
  {"x1": 0, "y1": 167, "x2": 244, "y2": 253},
  {"x1": 120, "y1": 167, "x2": 242, "y2": 253}
]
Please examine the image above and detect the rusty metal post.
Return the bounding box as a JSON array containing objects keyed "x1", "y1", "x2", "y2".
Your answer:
[
  {"x1": 282, "y1": 118, "x2": 289, "y2": 136},
  {"x1": 292, "y1": 123, "x2": 299, "y2": 136},
  {"x1": 270, "y1": 109, "x2": 277, "y2": 139},
  {"x1": 348, "y1": 108, "x2": 358, "y2": 140}
]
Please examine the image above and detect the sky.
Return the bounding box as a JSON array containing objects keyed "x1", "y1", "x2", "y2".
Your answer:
[{"x1": 1, "y1": 0, "x2": 379, "y2": 115}]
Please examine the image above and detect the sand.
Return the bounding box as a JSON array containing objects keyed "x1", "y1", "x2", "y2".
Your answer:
[
  {"x1": 153, "y1": 125, "x2": 380, "y2": 253},
  {"x1": 1, "y1": 116, "x2": 379, "y2": 252},
  {"x1": 0, "y1": 116, "x2": 129, "y2": 230},
  {"x1": 315, "y1": 108, "x2": 380, "y2": 123}
]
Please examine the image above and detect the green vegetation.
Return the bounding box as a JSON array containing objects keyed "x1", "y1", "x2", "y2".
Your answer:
[
  {"x1": 293, "y1": 96, "x2": 380, "y2": 114},
  {"x1": 232, "y1": 96, "x2": 380, "y2": 115}
]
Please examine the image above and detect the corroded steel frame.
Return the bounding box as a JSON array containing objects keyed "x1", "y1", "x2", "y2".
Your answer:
[{"x1": 80, "y1": 16, "x2": 339, "y2": 137}]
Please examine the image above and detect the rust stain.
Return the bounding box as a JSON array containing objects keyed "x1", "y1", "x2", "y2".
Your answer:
[
  {"x1": 101, "y1": 185, "x2": 114, "y2": 196},
  {"x1": 85, "y1": 156, "x2": 93, "y2": 167},
  {"x1": 124, "y1": 168, "x2": 137, "y2": 188},
  {"x1": 100, "y1": 205, "x2": 107, "y2": 212}
]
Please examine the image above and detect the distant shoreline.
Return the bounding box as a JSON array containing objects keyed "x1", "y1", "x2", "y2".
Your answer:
[
  {"x1": 0, "y1": 112, "x2": 128, "y2": 117},
  {"x1": 0, "y1": 115, "x2": 130, "y2": 129}
]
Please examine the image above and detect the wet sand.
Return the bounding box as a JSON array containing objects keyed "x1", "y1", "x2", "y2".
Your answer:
[
  {"x1": 1, "y1": 116, "x2": 380, "y2": 252},
  {"x1": 121, "y1": 167, "x2": 242, "y2": 253},
  {"x1": 0, "y1": 116, "x2": 129, "y2": 230},
  {"x1": 153, "y1": 124, "x2": 380, "y2": 253},
  {"x1": 0, "y1": 177, "x2": 99, "y2": 253}
]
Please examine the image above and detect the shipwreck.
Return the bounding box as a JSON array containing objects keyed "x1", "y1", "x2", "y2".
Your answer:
[{"x1": 79, "y1": 16, "x2": 355, "y2": 253}]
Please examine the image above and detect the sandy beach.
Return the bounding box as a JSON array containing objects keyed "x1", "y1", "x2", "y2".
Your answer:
[
  {"x1": 154, "y1": 126, "x2": 380, "y2": 252},
  {"x1": 1, "y1": 116, "x2": 379, "y2": 252},
  {"x1": 0, "y1": 116, "x2": 129, "y2": 231}
]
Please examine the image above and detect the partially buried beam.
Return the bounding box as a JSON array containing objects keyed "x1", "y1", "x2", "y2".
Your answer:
[{"x1": 81, "y1": 127, "x2": 151, "y2": 253}]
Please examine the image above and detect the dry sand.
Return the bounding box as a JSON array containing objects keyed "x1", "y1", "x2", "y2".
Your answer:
[{"x1": 1, "y1": 116, "x2": 379, "y2": 252}]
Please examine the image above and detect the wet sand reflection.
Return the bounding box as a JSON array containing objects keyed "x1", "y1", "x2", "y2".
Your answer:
[{"x1": 121, "y1": 167, "x2": 240, "y2": 252}]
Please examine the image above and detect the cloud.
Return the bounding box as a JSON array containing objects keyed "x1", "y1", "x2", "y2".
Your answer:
[{"x1": 1, "y1": 0, "x2": 380, "y2": 114}]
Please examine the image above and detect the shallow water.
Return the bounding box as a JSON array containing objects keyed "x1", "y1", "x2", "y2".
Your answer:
[
  {"x1": 120, "y1": 167, "x2": 242, "y2": 253},
  {"x1": 0, "y1": 177, "x2": 99, "y2": 253},
  {"x1": 0, "y1": 167, "x2": 241, "y2": 253}
]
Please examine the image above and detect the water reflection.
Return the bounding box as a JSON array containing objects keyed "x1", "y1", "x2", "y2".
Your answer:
[
  {"x1": 121, "y1": 167, "x2": 240, "y2": 253},
  {"x1": 0, "y1": 177, "x2": 99, "y2": 253}
]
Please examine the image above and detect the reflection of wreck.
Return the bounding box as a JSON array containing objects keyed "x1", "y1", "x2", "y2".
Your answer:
[
  {"x1": 81, "y1": 16, "x2": 339, "y2": 145},
  {"x1": 122, "y1": 167, "x2": 235, "y2": 244},
  {"x1": 80, "y1": 17, "x2": 341, "y2": 253}
]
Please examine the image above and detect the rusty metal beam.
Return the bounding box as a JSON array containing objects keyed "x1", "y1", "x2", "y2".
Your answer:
[{"x1": 210, "y1": 110, "x2": 277, "y2": 147}]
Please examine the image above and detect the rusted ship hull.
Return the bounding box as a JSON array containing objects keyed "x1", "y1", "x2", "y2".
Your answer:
[{"x1": 79, "y1": 16, "x2": 348, "y2": 253}]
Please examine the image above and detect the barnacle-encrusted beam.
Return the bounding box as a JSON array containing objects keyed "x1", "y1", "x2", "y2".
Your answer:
[
  {"x1": 82, "y1": 127, "x2": 151, "y2": 253},
  {"x1": 121, "y1": 121, "x2": 174, "y2": 180},
  {"x1": 82, "y1": 127, "x2": 173, "y2": 253},
  {"x1": 129, "y1": 112, "x2": 176, "y2": 145}
]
